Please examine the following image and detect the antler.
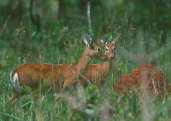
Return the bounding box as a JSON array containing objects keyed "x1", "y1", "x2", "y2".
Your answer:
[{"x1": 97, "y1": 39, "x2": 105, "y2": 48}]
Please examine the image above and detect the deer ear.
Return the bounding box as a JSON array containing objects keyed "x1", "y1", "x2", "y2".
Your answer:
[
  {"x1": 100, "y1": 39, "x2": 104, "y2": 44},
  {"x1": 111, "y1": 41, "x2": 115, "y2": 44},
  {"x1": 98, "y1": 39, "x2": 104, "y2": 47},
  {"x1": 83, "y1": 39, "x2": 90, "y2": 47},
  {"x1": 83, "y1": 38, "x2": 88, "y2": 45},
  {"x1": 111, "y1": 41, "x2": 115, "y2": 48},
  {"x1": 83, "y1": 34, "x2": 91, "y2": 47}
]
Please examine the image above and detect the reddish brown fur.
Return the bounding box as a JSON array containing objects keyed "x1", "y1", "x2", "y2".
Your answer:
[
  {"x1": 79, "y1": 41, "x2": 115, "y2": 87},
  {"x1": 9, "y1": 43, "x2": 100, "y2": 101},
  {"x1": 114, "y1": 63, "x2": 171, "y2": 98},
  {"x1": 12, "y1": 63, "x2": 75, "y2": 90}
]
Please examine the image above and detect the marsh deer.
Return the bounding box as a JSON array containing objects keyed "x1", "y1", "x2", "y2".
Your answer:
[
  {"x1": 9, "y1": 36, "x2": 101, "y2": 102},
  {"x1": 79, "y1": 37, "x2": 119, "y2": 87},
  {"x1": 114, "y1": 63, "x2": 171, "y2": 98}
]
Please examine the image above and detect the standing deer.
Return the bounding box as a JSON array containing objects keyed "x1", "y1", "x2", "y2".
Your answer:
[
  {"x1": 79, "y1": 37, "x2": 119, "y2": 87},
  {"x1": 9, "y1": 36, "x2": 101, "y2": 102}
]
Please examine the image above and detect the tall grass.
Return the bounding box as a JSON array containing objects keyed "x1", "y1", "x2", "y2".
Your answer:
[{"x1": 0, "y1": 18, "x2": 170, "y2": 121}]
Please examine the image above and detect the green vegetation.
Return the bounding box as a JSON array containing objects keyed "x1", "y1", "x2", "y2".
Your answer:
[{"x1": 0, "y1": 0, "x2": 170, "y2": 120}]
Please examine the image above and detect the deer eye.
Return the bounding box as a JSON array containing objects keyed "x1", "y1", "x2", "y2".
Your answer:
[{"x1": 97, "y1": 48, "x2": 101, "y2": 52}]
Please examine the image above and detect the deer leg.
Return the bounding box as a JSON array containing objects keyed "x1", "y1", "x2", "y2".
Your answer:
[
  {"x1": 67, "y1": 106, "x2": 72, "y2": 121},
  {"x1": 9, "y1": 95, "x2": 16, "y2": 102},
  {"x1": 9, "y1": 89, "x2": 18, "y2": 102},
  {"x1": 63, "y1": 79, "x2": 73, "y2": 91}
]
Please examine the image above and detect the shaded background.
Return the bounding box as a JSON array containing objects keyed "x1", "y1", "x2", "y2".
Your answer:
[{"x1": 0, "y1": 0, "x2": 170, "y2": 53}]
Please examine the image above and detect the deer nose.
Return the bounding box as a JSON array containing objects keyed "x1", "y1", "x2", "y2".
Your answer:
[
  {"x1": 110, "y1": 56, "x2": 115, "y2": 59},
  {"x1": 109, "y1": 55, "x2": 115, "y2": 59}
]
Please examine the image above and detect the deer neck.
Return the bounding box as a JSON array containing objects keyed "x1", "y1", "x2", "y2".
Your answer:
[
  {"x1": 74, "y1": 48, "x2": 90, "y2": 73},
  {"x1": 103, "y1": 59, "x2": 113, "y2": 73}
]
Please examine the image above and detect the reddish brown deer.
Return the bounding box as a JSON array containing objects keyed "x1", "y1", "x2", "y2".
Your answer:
[
  {"x1": 79, "y1": 37, "x2": 119, "y2": 87},
  {"x1": 9, "y1": 37, "x2": 101, "y2": 102},
  {"x1": 114, "y1": 63, "x2": 171, "y2": 98}
]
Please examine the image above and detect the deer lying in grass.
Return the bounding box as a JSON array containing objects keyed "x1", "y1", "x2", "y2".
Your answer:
[
  {"x1": 9, "y1": 37, "x2": 101, "y2": 102},
  {"x1": 79, "y1": 37, "x2": 119, "y2": 87},
  {"x1": 114, "y1": 63, "x2": 171, "y2": 98}
]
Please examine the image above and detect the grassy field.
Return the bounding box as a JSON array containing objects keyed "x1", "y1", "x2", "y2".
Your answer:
[{"x1": 0, "y1": 19, "x2": 171, "y2": 121}]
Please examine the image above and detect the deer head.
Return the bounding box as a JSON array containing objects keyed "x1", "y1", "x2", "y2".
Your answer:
[
  {"x1": 98, "y1": 35, "x2": 120, "y2": 60},
  {"x1": 83, "y1": 34, "x2": 101, "y2": 57}
]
